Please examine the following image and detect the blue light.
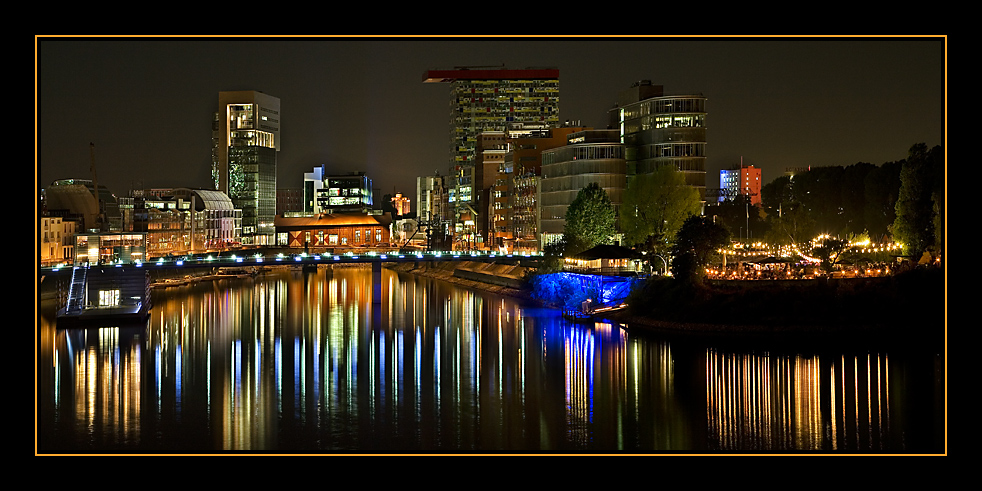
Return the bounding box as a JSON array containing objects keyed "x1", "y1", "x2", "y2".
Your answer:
[{"x1": 176, "y1": 260, "x2": 184, "y2": 266}]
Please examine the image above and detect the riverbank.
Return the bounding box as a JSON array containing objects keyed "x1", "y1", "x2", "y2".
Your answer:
[
  {"x1": 385, "y1": 261, "x2": 542, "y2": 304},
  {"x1": 610, "y1": 267, "x2": 946, "y2": 348},
  {"x1": 387, "y1": 261, "x2": 945, "y2": 348}
]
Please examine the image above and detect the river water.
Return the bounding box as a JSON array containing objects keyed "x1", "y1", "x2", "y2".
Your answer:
[{"x1": 36, "y1": 266, "x2": 945, "y2": 454}]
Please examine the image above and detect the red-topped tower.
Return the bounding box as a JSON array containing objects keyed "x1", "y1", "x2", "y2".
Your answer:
[{"x1": 423, "y1": 66, "x2": 560, "y2": 249}]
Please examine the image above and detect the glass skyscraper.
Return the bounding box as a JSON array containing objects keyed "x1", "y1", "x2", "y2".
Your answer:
[{"x1": 212, "y1": 91, "x2": 280, "y2": 245}]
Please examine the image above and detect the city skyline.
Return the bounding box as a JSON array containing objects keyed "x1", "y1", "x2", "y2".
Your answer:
[{"x1": 36, "y1": 36, "x2": 945, "y2": 208}]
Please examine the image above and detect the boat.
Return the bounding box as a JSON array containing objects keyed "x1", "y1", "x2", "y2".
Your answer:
[
  {"x1": 151, "y1": 275, "x2": 199, "y2": 289},
  {"x1": 561, "y1": 302, "x2": 628, "y2": 324},
  {"x1": 215, "y1": 266, "x2": 259, "y2": 278},
  {"x1": 562, "y1": 308, "x2": 595, "y2": 323}
]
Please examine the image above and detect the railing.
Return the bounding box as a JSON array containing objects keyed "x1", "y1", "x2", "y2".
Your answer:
[
  {"x1": 65, "y1": 266, "x2": 88, "y2": 314},
  {"x1": 39, "y1": 250, "x2": 542, "y2": 275}
]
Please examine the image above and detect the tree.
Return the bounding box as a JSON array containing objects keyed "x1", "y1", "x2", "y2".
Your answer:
[
  {"x1": 670, "y1": 215, "x2": 730, "y2": 283},
  {"x1": 810, "y1": 235, "x2": 849, "y2": 273},
  {"x1": 763, "y1": 200, "x2": 815, "y2": 249},
  {"x1": 863, "y1": 160, "x2": 902, "y2": 240},
  {"x1": 893, "y1": 143, "x2": 943, "y2": 258},
  {"x1": 563, "y1": 182, "x2": 616, "y2": 255},
  {"x1": 705, "y1": 194, "x2": 767, "y2": 241},
  {"x1": 620, "y1": 165, "x2": 702, "y2": 248}
]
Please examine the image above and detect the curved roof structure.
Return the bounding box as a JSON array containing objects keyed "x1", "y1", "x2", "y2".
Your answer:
[
  {"x1": 46, "y1": 184, "x2": 99, "y2": 213},
  {"x1": 191, "y1": 189, "x2": 235, "y2": 211},
  {"x1": 165, "y1": 188, "x2": 235, "y2": 212}
]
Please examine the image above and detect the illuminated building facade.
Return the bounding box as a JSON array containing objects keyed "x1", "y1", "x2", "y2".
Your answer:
[
  {"x1": 539, "y1": 129, "x2": 626, "y2": 247},
  {"x1": 274, "y1": 213, "x2": 391, "y2": 250},
  {"x1": 390, "y1": 193, "x2": 411, "y2": 216},
  {"x1": 719, "y1": 163, "x2": 762, "y2": 205},
  {"x1": 304, "y1": 165, "x2": 326, "y2": 213},
  {"x1": 494, "y1": 123, "x2": 587, "y2": 253},
  {"x1": 608, "y1": 81, "x2": 707, "y2": 203},
  {"x1": 473, "y1": 131, "x2": 507, "y2": 249},
  {"x1": 212, "y1": 91, "x2": 280, "y2": 245},
  {"x1": 132, "y1": 188, "x2": 240, "y2": 256},
  {"x1": 423, "y1": 67, "x2": 560, "y2": 249},
  {"x1": 324, "y1": 172, "x2": 374, "y2": 213},
  {"x1": 416, "y1": 173, "x2": 452, "y2": 250},
  {"x1": 301, "y1": 167, "x2": 374, "y2": 214},
  {"x1": 40, "y1": 216, "x2": 76, "y2": 266}
]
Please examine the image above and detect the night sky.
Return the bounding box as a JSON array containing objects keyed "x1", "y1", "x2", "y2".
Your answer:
[{"x1": 36, "y1": 36, "x2": 945, "y2": 208}]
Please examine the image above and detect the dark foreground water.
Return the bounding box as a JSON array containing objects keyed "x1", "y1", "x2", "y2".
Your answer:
[{"x1": 36, "y1": 266, "x2": 945, "y2": 454}]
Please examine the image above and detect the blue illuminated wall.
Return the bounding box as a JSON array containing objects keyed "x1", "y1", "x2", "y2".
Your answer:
[{"x1": 530, "y1": 272, "x2": 639, "y2": 309}]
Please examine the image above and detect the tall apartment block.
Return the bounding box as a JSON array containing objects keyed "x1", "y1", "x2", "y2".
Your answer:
[
  {"x1": 212, "y1": 90, "x2": 280, "y2": 245},
  {"x1": 608, "y1": 81, "x2": 707, "y2": 204},
  {"x1": 423, "y1": 67, "x2": 560, "y2": 250},
  {"x1": 719, "y1": 162, "x2": 762, "y2": 205}
]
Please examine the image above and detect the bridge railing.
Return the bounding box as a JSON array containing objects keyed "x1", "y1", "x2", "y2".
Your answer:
[{"x1": 39, "y1": 250, "x2": 542, "y2": 274}]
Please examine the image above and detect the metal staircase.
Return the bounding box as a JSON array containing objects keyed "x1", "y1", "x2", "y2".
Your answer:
[{"x1": 65, "y1": 266, "x2": 88, "y2": 314}]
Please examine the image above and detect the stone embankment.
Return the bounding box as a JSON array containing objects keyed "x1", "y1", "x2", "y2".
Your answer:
[{"x1": 385, "y1": 261, "x2": 538, "y2": 302}]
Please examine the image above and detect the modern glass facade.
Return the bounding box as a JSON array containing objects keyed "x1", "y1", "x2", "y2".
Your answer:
[
  {"x1": 539, "y1": 130, "x2": 626, "y2": 245},
  {"x1": 610, "y1": 82, "x2": 707, "y2": 202},
  {"x1": 213, "y1": 91, "x2": 280, "y2": 245}
]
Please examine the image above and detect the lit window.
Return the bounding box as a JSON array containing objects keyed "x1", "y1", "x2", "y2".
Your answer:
[{"x1": 99, "y1": 289, "x2": 120, "y2": 307}]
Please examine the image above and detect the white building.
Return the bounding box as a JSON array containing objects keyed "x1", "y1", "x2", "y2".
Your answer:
[{"x1": 40, "y1": 216, "x2": 76, "y2": 266}]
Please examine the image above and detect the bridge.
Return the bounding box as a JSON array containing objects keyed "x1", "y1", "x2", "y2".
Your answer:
[
  {"x1": 41, "y1": 249, "x2": 543, "y2": 325},
  {"x1": 39, "y1": 249, "x2": 541, "y2": 277}
]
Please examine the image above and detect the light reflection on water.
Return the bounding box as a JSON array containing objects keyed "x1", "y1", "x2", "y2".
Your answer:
[{"x1": 36, "y1": 266, "x2": 942, "y2": 453}]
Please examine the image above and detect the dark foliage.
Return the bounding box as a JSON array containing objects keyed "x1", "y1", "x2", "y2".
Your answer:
[{"x1": 627, "y1": 266, "x2": 944, "y2": 330}]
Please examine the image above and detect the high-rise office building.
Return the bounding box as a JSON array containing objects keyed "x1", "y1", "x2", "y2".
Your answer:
[
  {"x1": 539, "y1": 129, "x2": 627, "y2": 248},
  {"x1": 423, "y1": 67, "x2": 560, "y2": 249},
  {"x1": 608, "y1": 81, "x2": 707, "y2": 203},
  {"x1": 212, "y1": 90, "x2": 280, "y2": 245}
]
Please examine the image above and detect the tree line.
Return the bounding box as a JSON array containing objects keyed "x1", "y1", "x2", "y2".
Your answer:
[
  {"x1": 546, "y1": 142, "x2": 943, "y2": 279},
  {"x1": 756, "y1": 143, "x2": 943, "y2": 259}
]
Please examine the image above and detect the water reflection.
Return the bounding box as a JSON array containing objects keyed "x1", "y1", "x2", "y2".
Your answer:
[{"x1": 36, "y1": 265, "x2": 942, "y2": 453}]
